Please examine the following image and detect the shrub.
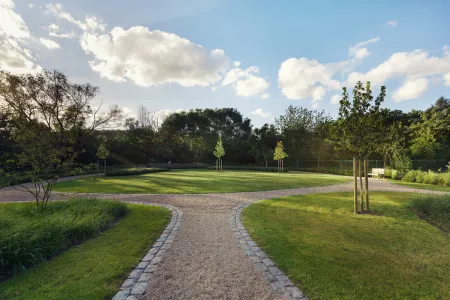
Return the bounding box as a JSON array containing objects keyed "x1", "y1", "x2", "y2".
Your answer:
[
  {"x1": 0, "y1": 199, "x2": 128, "y2": 279},
  {"x1": 423, "y1": 170, "x2": 439, "y2": 185},
  {"x1": 391, "y1": 170, "x2": 403, "y2": 180},
  {"x1": 443, "y1": 172, "x2": 450, "y2": 186},
  {"x1": 415, "y1": 171, "x2": 427, "y2": 183},
  {"x1": 384, "y1": 168, "x2": 392, "y2": 179},
  {"x1": 410, "y1": 194, "x2": 450, "y2": 232},
  {"x1": 402, "y1": 170, "x2": 419, "y2": 182},
  {"x1": 107, "y1": 168, "x2": 169, "y2": 177}
]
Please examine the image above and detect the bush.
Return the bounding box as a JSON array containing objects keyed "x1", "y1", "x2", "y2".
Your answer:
[
  {"x1": 443, "y1": 172, "x2": 450, "y2": 186},
  {"x1": 423, "y1": 170, "x2": 439, "y2": 185},
  {"x1": 416, "y1": 171, "x2": 427, "y2": 183},
  {"x1": 0, "y1": 199, "x2": 128, "y2": 279},
  {"x1": 391, "y1": 170, "x2": 403, "y2": 180},
  {"x1": 402, "y1": 170, "x2": 419, "y2": 182},
  {"x1": 410, "y1": 194, "x2": 450, "y2": 232},
  {"x1": 384, "y1": 168, "x2": 392, "y2": 179},
  {"x1": 107, "y1": 168, "x2": 169, "y2": 177}
]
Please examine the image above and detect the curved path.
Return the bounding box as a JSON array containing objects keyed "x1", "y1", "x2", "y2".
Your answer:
[{"x1": 0, "y1": 179, "x2": 447, "y2": 300}]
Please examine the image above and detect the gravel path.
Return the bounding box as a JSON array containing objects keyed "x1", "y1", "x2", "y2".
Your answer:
[{"x1": 0, "y1": 178, "x2": 448, "y2": 300}]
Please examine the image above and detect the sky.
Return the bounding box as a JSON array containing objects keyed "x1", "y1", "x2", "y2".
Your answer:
[{"x1": 1, "y1": 0, "x2": 450, "y2": 126}]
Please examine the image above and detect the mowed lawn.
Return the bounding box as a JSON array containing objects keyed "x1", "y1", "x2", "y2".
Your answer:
[
  {"x1": 0, "y1": 204, "x2": 170, "y2": 300},
  {"x1": 242, "y1": 192, "x2": 450, "y2": 300},
  {"x1": 53, "y1": 170, "x2": 352, "y2": 194}
]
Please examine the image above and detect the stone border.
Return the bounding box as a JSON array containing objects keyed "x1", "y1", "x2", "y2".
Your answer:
[
  {"x1": 113, "y1": 202, "x2": 183, "y2": 300},
  {"x1": 231, "y1": 202, "x2": 308, "y2": 300}
]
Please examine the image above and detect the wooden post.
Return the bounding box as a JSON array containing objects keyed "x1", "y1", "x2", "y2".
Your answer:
[
  {"x1": 364, "y1": 159, "x2": 369, "y2": 211},
  {"x1": 359, "y1": 159, "x2": 364, "y2": 211},
  {"x1": 281, "y1": 159, "x2": 283, "y2": 173},
  {"x1": 353, "y1": 157, "x2": 358, "y2": 213}
]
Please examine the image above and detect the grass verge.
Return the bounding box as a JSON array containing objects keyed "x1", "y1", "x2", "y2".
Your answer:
[
  {"x1": 0, "y1": 199, "x2": 127, "y2": 279},
  {"x1": 388, "y1": 179, "x2": 450, "y2": 192},
  {"x1": 0, "y1": 203, "x2": 170, "y2": 300},
  {"x1": 54, "y1": 170, "x2": 352, "y2": 194},
  {"x1": 410, "y1": 194, "x2": 450, "y2": 232},
  {"x1": 242, "y1": 192, "x2": 450, "y2": 300}
]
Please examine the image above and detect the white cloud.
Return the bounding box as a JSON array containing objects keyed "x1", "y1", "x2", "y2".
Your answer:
[
  {"x1": 44, "y1": 23, "x2": 75, "y2": 38},
  {"x1": 39, "y1": 37, "x2": 60, "y2": 49},
  {"x1": 222, "y1": 65, "x2": 270, "y2": 97},
  {"x1": 28, "y1": 3, "x2": 34, "y2": 8},
  {"x1": 0, "y1": 0, "x2": 40, "y2": 73},
  {"x1": 387, "y1": 20, "x2": 398, "y2": 27},
  {"x1": 330, "y1": 94, "x2": 341, "y2": 105},
  {"x1": 393, "y1": 78, "x2": 429, "y2": 102},
  {"x1": 250, "y1": 108, "x2": 271, "y2": 118},
  {"x1": 45, "y1": 3, "x2": 106, "y2": 33},
  {"x1": 80, "y1": 26, "x2": 230, "y2": 87},
  {"x1": 312, "y1": 102, "x2": 320, "y2": 109},
  {"x1": 444, "y1": 73, "x2": 450, "y2": 86},
  {"x1": 233, "y1": 61, "x2": 241, "y2": 67},
  {"x1": 261, "y1": 93, "x2": 269, "y2": 99},
  {"x1": 278, "y1": 58, "x2": 340, "y2": 100},
  {"x1": 348, "y1": 37, "x2": 380, "y2": 59},
  {"x1": 347, "y1": 48, "x2": 450, "y2": 90}
]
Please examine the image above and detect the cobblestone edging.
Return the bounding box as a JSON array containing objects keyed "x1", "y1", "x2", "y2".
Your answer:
[
  {"x1": 113, "y1": 202, "x2": 183, "y2": 300},
  {"x1": 231, "y1": 202, "x2": 308, "y2": 300}
]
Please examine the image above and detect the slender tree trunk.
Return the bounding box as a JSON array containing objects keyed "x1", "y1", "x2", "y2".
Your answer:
[
  {"x1": 104, "y1": 159, "x2": 106, "y2": 177},
  {"x1": 97, "y1": 160, "x2": 99, "y2": 175},
  {"x1": 353, "y1": 157, "x2": 358, "y2": 213},
  {"x1": 364, "y1": 159, "x2": 369, "y2": 211},
  {"x1": 281, "y1": 159, "x2": 283, "y2": 173},
  {"x1": 317, "y1": 153, "x2": 320, "y2": 173},
  {"x1": 359, "y1": 159, "x2": 364, "y2": 211}
]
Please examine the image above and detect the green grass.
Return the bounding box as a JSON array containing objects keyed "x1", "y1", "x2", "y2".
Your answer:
[
  {"x1": 54, "y1": 170, "x2": 352, "y2": 194},
  {"x1": 0, "y1": 203, "x2": 170, "y2": 300},
  {"x1": 389, "y1": 179, "x2": 450, "y2": 192},
  {"x1": 0, "y1": 199, "x2": 128, "y2": 278},
  {"x1": 242, "y1": 192, "x2": 450, "y2": 300},
  {"x1": 410, "y1": 194, "x2": 450, "y2": 232}
]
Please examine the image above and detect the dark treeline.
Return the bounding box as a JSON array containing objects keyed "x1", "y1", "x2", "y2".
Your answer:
[{"x1": 0, "y1": 70, "x2": 449, "y2": 172}]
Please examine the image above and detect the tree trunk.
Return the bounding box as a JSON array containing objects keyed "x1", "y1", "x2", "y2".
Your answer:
[
  {"x1": 353, "y1": 157, "x2": 358, "y2": 213},
  {"x1": 262, "y1": 147, "x2": 268, "y2": 167},
  {"x1": 365, "y1": 159, "x2": 369, "y2": 211},
  {"x1": 97, "y1": 160, "x2": 99, "y2": 175},
  {"x1": 317, "y1": 153, "x2": 320, "y2": 173},
  {"x1": 104, "y1": 159, "x2": 106, "y2": 177},
  {"x1": 281, "y1": 159, "x2": 284, "y2": 173},
  {"x1": 216, "y1": 159, "x2": 218, "y2": 171},
  {"x1": 359, "y1": 159, "x2": 364, "y2": 211}
]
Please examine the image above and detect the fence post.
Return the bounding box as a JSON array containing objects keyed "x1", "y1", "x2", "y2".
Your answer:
[
  {"x1": 365, "y1": 159, "x2": 369, "y2": 211},
  {"x1": 353, "y1": 157, "x2": 358, "y2": 214}
]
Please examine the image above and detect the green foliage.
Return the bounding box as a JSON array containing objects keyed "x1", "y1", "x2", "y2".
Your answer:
[
  {"x1": 243, "y1": 192, "x2": 450, "y2": 299},
  {"x1": 0, "y1": 199, "x2": 127, "y2": 279},
  {"x1": 423, "y1": 170, "x2": 439, "y2": 185},
  {"x1": 96, "y1": 144, "x2": 109, "y2": 160},
  {"x1": 213, "y1": 137, "x2": 225, "y2": 159},
  {"x1": 273, "y1": 141, "x2": 287, "y2": 161},
  {"x1": 0, "y1": 205, "x2": 170, "y2": 300},
  {"x1": 391, "y1": 170, "x2": 402, "y2": 180},
  {"x1": 410, "y1": 194, "x2": 450, "y2": 232},
  {"x1": 402, "y1": 170, "x2": 419, "y2": 182},
  {"x1": 106, "y1": 168, "x2": 169, "y2": 176}
]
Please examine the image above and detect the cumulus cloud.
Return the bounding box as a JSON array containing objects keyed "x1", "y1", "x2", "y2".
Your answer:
[
  {"x1": 261, "y1": 93, "x2": 269, "y2": 99},
  {"x1": 250, "y1": 108, "x2": 271, "y2": 118},
  {"x1": 330, "y1": 94, "x2": 341, "y2": 105},
  {"x1": 387, "y1": 20, "x2": 398, "y2": 27},
  {"x1": 444, "y1": 73, "x2": 450, "y2": 86},
  {"x1": 0, "y1": 0, "x2": 40, "y2": 73},
  {"x1": 45, "y1": 3, "x2": 106, "y2": 33},
  {"x1": 349, "y1": 37, "x2": 380, "y2": 60},
  {"x1": 347, "y1": 48, "x2": 450, "y2": 90},
  {"x1": 39, "y1": 37, "x2": 60, "y2": 49},
  {"x1": 222, "y1": 65, "x2": 270, "y2": 97},
  {"x1": 393, "y1": 78, "x2": 429, "y2": 102},
  {"x1": 80, "y1": 26, "x2": 230, "y2": 87},
  {"x1": 44, "y1": 23, "x2": 75, "y2": 38}
]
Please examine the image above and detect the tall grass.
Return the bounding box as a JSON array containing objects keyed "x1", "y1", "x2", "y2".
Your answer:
[
  {"x1": 0, "y1": 199, "x2": 128, "y2": 279},
  {"x1": 396, "y1": 169, "x2": 450, "y2": 187},
  {"x1": 410, "y1": 194, "x2": 450, "y2": 232}
]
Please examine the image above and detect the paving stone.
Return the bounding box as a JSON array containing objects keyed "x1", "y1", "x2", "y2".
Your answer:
[
  {"x1": 153, "y1": 241, "x2": 163, "y2": 247},
  {"x1": 161, "y1": 243, "x2": 171, "y2": 250},
  {"x1": 130, "y1": 282, "x2": 147, "y2": 295},
  {"x1": 136, "y1": 261, "x2": 150, "y2": 269},
  {"x1": 245, "y1": 250, "x2": 256, "y2": 256},
  {"x1": 155, "y1": 250, "x2": 166, "y2": 257},
  {"x1": 247, "y1": 241, "x2": 257, "y2": 247},
  {"x1": 276, "y1": 275, "x2": 294, "y2": 287},
  {"x1": 126, "y1": 295, "x2": 139, "y2": 300},
  {"x1": 112, "y1": 289, "x2": 130, "y2": 300},
  {"x1": 263, "y1": 258, "x2": 275, "y2": 267},
  {"x1": 286, "y1": 287, "x2": 305, "y2": 299},
  {"x1": 144, "y1": 264, "x2": 158, "y2": 273},
  {"x1": 264, "y1": 271, "x2": 277, "y2": 282},
  {"x1": 149, "y1": 248, "x2": 159, "y2": 254},
  {"x1": 142, "y1": 253, "x2": 155, "y2": 262},
  {"x1": 250, "y1": 256, "x2": 262, "y2": 263},
  {"x1": 121, "y1": 278, "x2": 138, "y2": 289},
  {"x1": 255, "y1": 251, "x2": 267, "y2": 259},
  {"x1": 137, "y1": 272, "x2": 152, "y2": 283},
  {"x1": 128, "y1": 269, "x2": 143, "y2": 279},
  {"x1": 150, "y1": 256, "x2": 162, "y2": 265},
  {"x1": 255, "y1": 262, "x2": 268, "y2": 271},
  {"x1": 269, "y1": 266, "x2": 283, "y2": 276},
  {"x1": 271, "y1": 281, "x2": 286, "y2": 294}
]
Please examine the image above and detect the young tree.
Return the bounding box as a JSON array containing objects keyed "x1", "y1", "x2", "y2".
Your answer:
[
  {"x1": 0, "y1": 69, "x2": 122, "y2": 209},
  {"x1": 327, "y1": 81, "x2": 386, "y2": 213},
  {"x1": 214, "y1": 137, "x2": 225, "y2": 170},
  {"x1": 96, "y1": 144, "x2": 109, "y2": 176},
  {"x1": 273, "y1": 141, "x2": 288, "y2": 173}
]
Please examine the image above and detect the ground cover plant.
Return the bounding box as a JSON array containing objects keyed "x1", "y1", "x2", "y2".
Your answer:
[
  {"x1": 242, "y1": 192, "x2": 450, "y2": 299},
  {"x1": 0, "y1": 203, "x2": 170, "y2": 300},
  {"x1": 53, "y1": 170, "x2": 352, "y2": 194},
  {"x1": 0, "y1": 199, "x2": 128, "y2": 279},
  {"x1": 410, "y1": 194, "x2": 450, "y2": 232}
]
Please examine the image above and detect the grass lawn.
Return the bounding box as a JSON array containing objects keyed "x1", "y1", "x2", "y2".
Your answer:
[
  {"x1": 242, "y1": 192, "x2": 450, "y2": 300},
  {"x1": 53, "y1": 170, "x2": 352, "y2": 194},
  {"x1": 388, "y1": 179, "x2": 450, "y2": 192},
  {"x1": 0, "y1": 203, "x2": 170, "y2": 300}
]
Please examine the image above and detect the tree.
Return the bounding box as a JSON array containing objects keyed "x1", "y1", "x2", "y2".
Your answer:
[
  {"x1": 96, "y1": 144, "x2": 109, "y2": 176},
  {"x1": 214, "y1": 137, "x2": 225, "y2": 170},
  {"x1": 273, "y1": 141, "x2": 288, "y2": 173},
  {"x1": 0, "y1": 69, "x2": 122, "y2": 209},
  {"x1": 327, "y1": 81, "x2": 386, "y2": 213},
  {"x1": 250, "y1": 124, "x2": 278, "y2": 167}
]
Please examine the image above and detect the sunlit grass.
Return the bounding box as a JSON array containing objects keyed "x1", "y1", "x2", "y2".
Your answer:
[
  {"x1": 53, "y1": 170, "x2": 352, "y2": 194},
  {"x1": 243, "y1": 192, "x2": 450, "y2": 300},
  {"x1": 389, "y1": 179, "x2": 450, "y2": 192}
]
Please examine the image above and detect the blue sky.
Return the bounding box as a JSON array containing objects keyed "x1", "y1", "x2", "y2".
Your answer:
[{"x1": 2, "y1": 0, "x2": 450, "y2": 126}]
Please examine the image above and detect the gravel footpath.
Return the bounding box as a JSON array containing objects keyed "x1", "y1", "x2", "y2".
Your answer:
[{"x1": 0, "y1": 178, "x2": 448, "y2": 300}]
